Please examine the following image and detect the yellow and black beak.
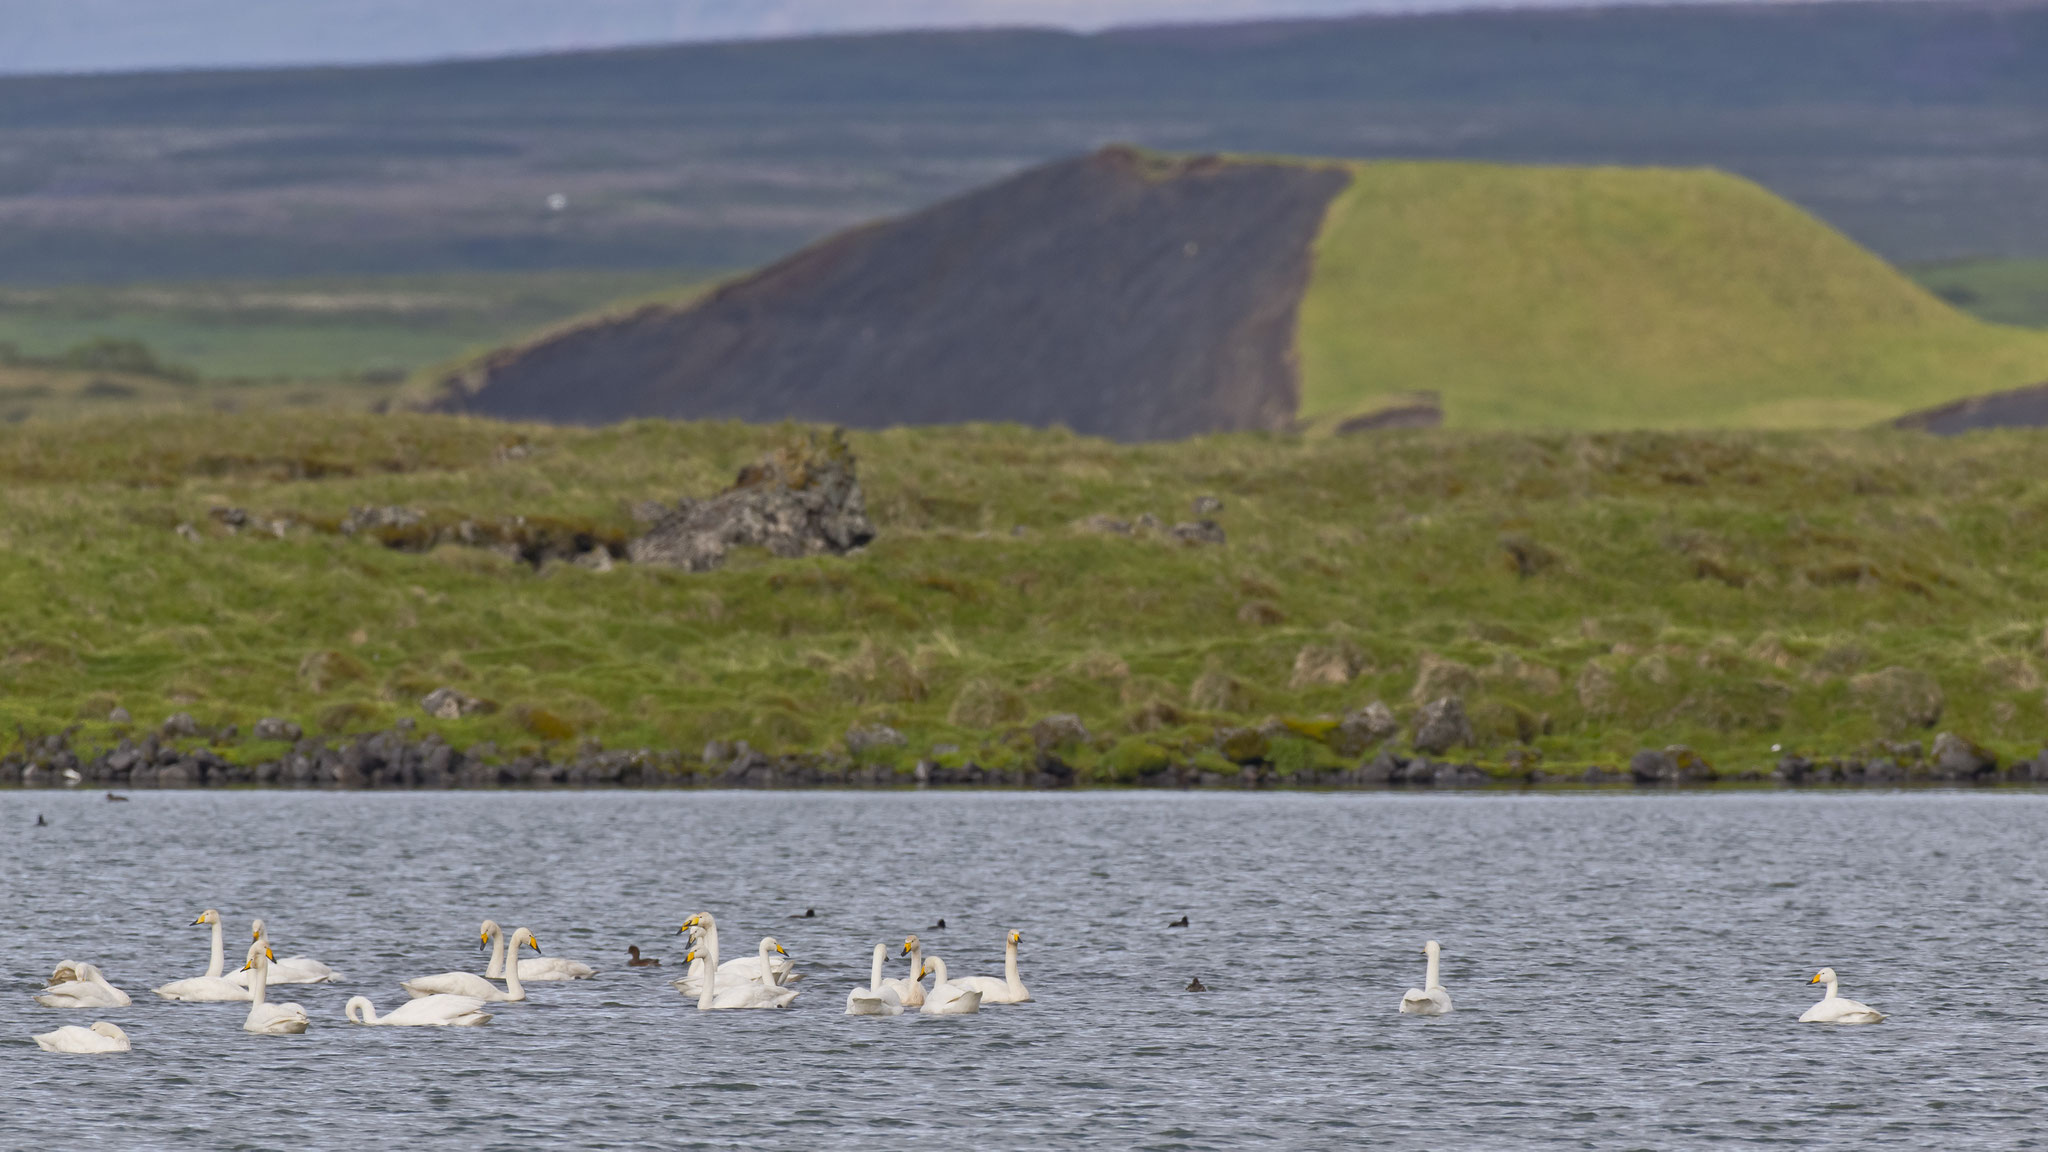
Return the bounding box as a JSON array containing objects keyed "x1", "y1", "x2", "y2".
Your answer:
[
  {"x1": 774, "y1": 944, "x2": 788, "y2": 957},
  {"x1": 682, "y1": 949, "x2": 699, "y2": 964},
  {"x1": 191, "y1": 916, "x2": 205, "y2": 926},
  {"x1": 1809, "y1": 973, "x2": 1823, "y2": 984},
  {"x1": 529, "y1": 936, "x2": 543, "y2": 953}
]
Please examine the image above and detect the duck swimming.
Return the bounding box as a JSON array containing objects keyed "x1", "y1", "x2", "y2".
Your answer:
[{"x1": 627, "y1": 945, "x2": 660, "y2": 967}]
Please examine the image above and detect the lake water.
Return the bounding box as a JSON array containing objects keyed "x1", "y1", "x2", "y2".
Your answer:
[{"x1": 4, "y1": 790, "x2": 2046, "y2": 1148}]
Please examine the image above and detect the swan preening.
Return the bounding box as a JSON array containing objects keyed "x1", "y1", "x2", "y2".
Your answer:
[
  {"x1": 240, "y1": 943, "x2": 310, "y2": 1034},
  {"x1": 952, "y1": 930, "x2": 1030, "y2": 1004},
  {"x1": 671, "y1": 913, "x2": 800, "y2": 998},
  {"x1": 1800, "y1": 968, "x2": 1885, "y2": 1024},
  {"x1": 484, "y1": 919, "x2": 597, "y2": 981},
  {"x1": 34, "y1": 1021, "x2": 129, "y2": 1053},
  {"x1": 346, "y1": 994, "x2": 494, "y2": 1027},
  {"x1": 39, "y1": 962, "x2": 133, "y2": 1008},
  {"x1": 404, "y1": 928, "x2": 538, "y2": 1001},
  {"x1": 679, "y1": 916, "x2": 798, "y2": 1010},
  {"x1": 917, "y1": 956, "x2": 982, "y2": 1015},
  {"x1": 1399, "y1": 940, "x2": 1454, "y2": 1016},
  {"x1": 845, "y1": 944, "x2": 905, "y2": 1016}
]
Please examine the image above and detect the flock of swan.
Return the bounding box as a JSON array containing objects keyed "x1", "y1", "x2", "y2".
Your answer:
[
  {"x1": 29, "y1": 908, "x2": 1890, "y2": 1053},
  {"x1": 27, "y1": 909, "x2": 1037, "y2": 1053}
]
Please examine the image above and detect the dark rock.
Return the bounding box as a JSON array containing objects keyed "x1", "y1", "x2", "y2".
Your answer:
[
  {"x1": 1330, "y1": 701, "x2": 1397, "y2": 755},
  {"x1": 160, "y1": 712, "x2": 202, "y2": 739},
  {"x1": 1135, "y1": 513, "x2": 1164, "y2": 532},
  {"x1": 1411, "y1": 696, "x2": 1474, "y2": 756},
  {"x1": 1031, "y1": 713, "x2": 1089, "y2": 754},
  {"x1": 1171, "y1": 520, "x2": 1226, "y2": 546},
  {"x1": 628, "y1": 430, "x2": 875, "y2": 571},
  {"x1": 253, "y1": 717, "x2": 302, "y2": 742},
  {"x1": 1630, "y1": 745, "x2": 1714, "y2": 785},
  {"x1": 1931, "y1": 732, "x2": 1996, "y2": 779},
  {"x1": 845, "y1": 724, "x2": 907, "y2": 753},
  {"x1": 1862, "y1": 757, "x2": 1904, "y2": 784},
  {"x1": 420, "y1": 687, "x2": 485, "y2": 719},
  {"x1": 1776, "y1": 754, "x2": 1816, "y2": 784}
]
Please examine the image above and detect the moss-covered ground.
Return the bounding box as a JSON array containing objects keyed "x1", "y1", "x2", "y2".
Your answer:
[{"x1": 3, "y1": 414, "x2": 2046, "y2": 781}]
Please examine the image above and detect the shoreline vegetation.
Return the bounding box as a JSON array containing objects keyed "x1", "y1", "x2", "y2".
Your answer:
[{"x1": 7, "y1": 413, "x2": 2048, "y2": 790}]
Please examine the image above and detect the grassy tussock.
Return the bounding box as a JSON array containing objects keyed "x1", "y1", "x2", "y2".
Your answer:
[{"x1": 2, "y1": 413, "x2": 2046, "y2": 777}]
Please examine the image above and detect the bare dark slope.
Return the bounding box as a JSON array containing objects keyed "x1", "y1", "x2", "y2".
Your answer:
[
  {"x1": 1894, "y1": 380, "x2": 2048, "y2": 432},
  {"x1": 429, "y1": 149, "x2": 1350, "y2": 440}
]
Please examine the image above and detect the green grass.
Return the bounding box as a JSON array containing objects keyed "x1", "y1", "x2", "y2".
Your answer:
[
  {"x1": 0, "y1": 268, "x2": 712, "y2": 386},
  {"x1": 4, "y1": 412, "x2": 2048, "y2": 781},
  {"x1": 1910, "y1": 259, "x2": 2048, "y2": 330},
  {"x1": 1296, "y1": 163, "x2": 2048, "y2": 431}
]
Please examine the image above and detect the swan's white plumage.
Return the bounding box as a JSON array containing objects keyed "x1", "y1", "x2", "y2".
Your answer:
[
  {"x1": 404, "y1": 928, "x2": 536, "y2": 1001},
  {"x1": 482, "y1": 919, "x2": 597, "y2": 981},
  {"x1": 347, "y1": 994, "x2": 493, "y2": 1027},
  {"x1": 224, "y1": 919, "x2": 341, "y2": 986},
  {"x1": 879, "y1": 934, "x2": 927, "y2": 1008},
  {"x1": 669, "y1": 913, "x2": 799, "y2": 997},
  {"x1": 38, "y1": 963, "x2": 133, "y2": 1009},
  {"x1": 154, "y1": 910, "x2": 253, "y2": 1002},
  {"x1": 240, "y1": 945, "x2": 310, "y2": 1035},
  {"x1": 1399, "y1": 940, "x2": 1453, "y2": 1016},
  {"x1": 679, "y1": 916, "x2": 797, "y2": 1010},
  {"x1": 917, "y1": 956, "x2": 983, "y2": 1016},
  {"x1": 950, "y1": 930, "x2": 1031, "y2": 1004},
  {"x1": 1800, "y1": 968, "x2": 1885, "y2": 1024},
  {"x1": 846, "y1": 943, "x2": 906, "y2": 1016},
  {"x1": 34, "y1": 1021, "x2": 129, "y2": 1053}
]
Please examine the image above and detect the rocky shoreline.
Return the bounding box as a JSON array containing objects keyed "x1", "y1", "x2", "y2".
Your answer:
[{"x1": 4, "y1": 722, "x2": 2045, "y2": 792}]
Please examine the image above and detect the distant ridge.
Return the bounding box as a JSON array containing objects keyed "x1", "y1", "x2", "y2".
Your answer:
[
  {"x1": 427, "y1": 148, "x2": 1351, "y2": 440},
  {"x1": 426, "y1": 147, "x2": 2048, "y2": 437}
]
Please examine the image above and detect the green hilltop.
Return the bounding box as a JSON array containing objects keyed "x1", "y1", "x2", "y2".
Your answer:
[{"x1": 1296, "y1": 162, "x2": 2048, "y2": 431}]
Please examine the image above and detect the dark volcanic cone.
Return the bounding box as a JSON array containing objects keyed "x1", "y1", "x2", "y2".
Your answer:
[{"x1": 428, "y1": 146, "x2": 1351, "y2": 441}]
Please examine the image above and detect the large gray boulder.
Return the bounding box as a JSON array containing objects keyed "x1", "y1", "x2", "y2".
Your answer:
[
  {"x1": 629, "y1": 429, "x2": 876, "y2": 572},
  {"x1": 1411, "y1": 697, "x2": 1474, "y2": 755}
]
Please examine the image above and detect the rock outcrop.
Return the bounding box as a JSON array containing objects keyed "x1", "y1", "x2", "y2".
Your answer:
[{"x1": 628, "y1": 430, "x2": 875, "y2": 572}]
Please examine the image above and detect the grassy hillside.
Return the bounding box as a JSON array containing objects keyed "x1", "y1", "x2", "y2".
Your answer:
[
  {"x1": 1297, "y1": 163, "x2": 2048, "y2": 432},
  {"x1": 4, "y1": 413, "x2": 2048, "y2": 782}
]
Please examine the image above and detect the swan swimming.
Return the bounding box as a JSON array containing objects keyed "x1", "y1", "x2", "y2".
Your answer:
[
  {"x1": 879, "y1": 935, "x2": 926, "y2": 1008},
  {"x1": 951, "y1": 930, "x2": 1031, "y2": 1004},
  {"x1": 671, "y1": 913, "x2": 799, "y2": 996},
  {"x1": 38, "y1": 963, "x2": 132, "y2": 1009},
  {"x1": 404, "y1": 928, "x2": 538, "y2": 1001},
  {"x1": 483, "y1": 919, "x2": 596, "y2": 981},
  {"x1": 1800, "y1": 967, "x2": 1885, "y2": 1024},
  {"x1": 154, "y1": 910, "x2": 254, "y2": 1002},
  {"x1": 682, "y1": 930, "x2": 798, "y2": 1010},
  {"x1": 225, "y1": 918, "x2": 340, "y2": 986},
  {"x1": 1399, "y1": 940, "x2": 1454, "y2": 1016},
  {"x1": 916, "y1": 956, "x2": 983, "y2": 1016},
  {"x1": 239, "y1": 943, "x2": 310, "y2": 1035},
  {"x1": 34, "y1": 1021, "x2": 130, "y2": 1054},
  {"x1": 845, "y1": 943, "x2": 905, "y2": 1016},
  {"x1": 346, "y1": 994, "x2": 494, "y2": 1027}
]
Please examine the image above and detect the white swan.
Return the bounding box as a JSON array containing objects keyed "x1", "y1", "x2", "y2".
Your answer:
[
  {"x1": 153, "y1": 909, "x2": 253, "y2": 1002},
  {"x1": 917, "y1": 956, "x2": 982, "y2": 1016},
  {"x1": 1800, "y1": 967, "x2": 1885, "y2": 1023},
  {"x1": 239, "y1": 943, "x2": 310, "y2": 1035},
  {"x1": 683, "y1": 931, "x2": 798, "y2": 1010},
  {"x1": 952, "y1": 930, "x2": 1031, "y2": 1004},
  {"x1": 224, "y1": 918, "x2": 340, "y2": 986},
  {"x1": 403, "y1": 928, "x2": 536, "y2": 1001},
  {"x1": 346, "y1": 994, "x2": 493, "y2": 1027},
  {"x1": 879, "y1": 934, "x2": 926, "y2": 1008},
  {"x1": 1399, "y1": 940, "x2": 1454, "y2": 1016},
  {"x1": 34, "y1": 1021, "x2": 130, "y2": 1053},
  {"x1": 38, "y1": 963, "x2": 133, "y2": 1009},
  {"x1": 670, "y1": 913, "x2": 799, "y2": 996},
  {"x1": 483, "y1": 919, "x2": 597, "y2": 981},
  {"x1": 845, "y1": 943, "x2": 905, "y2": 1016}
]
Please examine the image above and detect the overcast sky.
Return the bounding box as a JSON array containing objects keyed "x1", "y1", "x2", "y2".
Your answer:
[{"x1": 0, "y1": 0, "x2": 1852, "y2": 76}]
